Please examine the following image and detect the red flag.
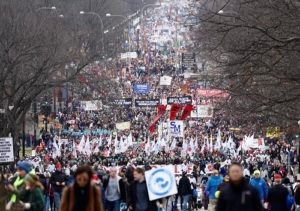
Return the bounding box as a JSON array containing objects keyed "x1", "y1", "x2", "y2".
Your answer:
[
  {"x1": 170, "y1": 104, "x2": 182, "y2": 120},
  {"x1": 149, "y1": 105, "x2": 167, "y2": 133},
  {"x1": 180, "y1": 105, "x2": 194, "y2": 120}
]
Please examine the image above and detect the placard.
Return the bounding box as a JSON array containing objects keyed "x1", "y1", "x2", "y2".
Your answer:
[
  {"x1": 135, "y1": 99, "x2": 160, "y2": 107},
  {"x1": 145, "y1": 166, "x2": 178, "y2": 201},
  {"x1": 116, "y1": 122, "x2": 131, "y2": 130},
  {"x1": 167, "y1": 96, "x2": 192, "y2": 105},
  {"x1": 112, "y1": 98, "x2": 132, "y2": 106},
  {"x1": 160, "y1": 76, "x2": 172, "y2": 86},
  {"x1": 0, "y1": 137, "x2": 14, "y2": 163},
  {"x1": 196, "y1": 105, "x2": 213, "y2": 118},
  {"x1": 133, "y1": 84, "x2": 150, "y2": 94},
  {"x1": 168, "y1": 121, "x2": 184, "y2": 137}
]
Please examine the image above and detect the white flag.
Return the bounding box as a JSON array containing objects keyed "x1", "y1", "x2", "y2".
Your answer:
[
  {"x1": 145, "y1": 136, "x2": 151, "y2": 156},
  {"x1": 78, "y1": 135, "x2": 85, "y2": 153},
  {"x1": 209, "y1": 135, "x2": 213, "y2": 152},
  {"x1": 215, "y1": 129, "x2": 222, "y2": 150},
  {"x1": 85, "y1": 136, "x2": 91, "y2": 156},
  {"x1": 170, "y1": 138, "x2": 177, "y2": 150},
  {"x1": 72, "y1": 141, "x2": 77, "y2": 158},
  {"x1": 127, "y1": 133, "x2": 133, "y2": 147}
]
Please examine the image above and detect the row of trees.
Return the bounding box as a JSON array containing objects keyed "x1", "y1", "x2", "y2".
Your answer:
[
  {"x1": 0, "y1": 0, "x2": 156, "y2": 143},
  {"x1": 191, "y1": 0, "x2": 300, "y2": 129}
]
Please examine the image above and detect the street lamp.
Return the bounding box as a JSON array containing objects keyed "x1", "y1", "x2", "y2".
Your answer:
[
  {"x1": 80, "y1": 11, "x2": 105, "y2": 55},
  {"x1": 36, "y1": 6, "x2": 56, "y2": 12},
  {"x1": 36, "y1": 6, "x2": 64, "y2": 18}
]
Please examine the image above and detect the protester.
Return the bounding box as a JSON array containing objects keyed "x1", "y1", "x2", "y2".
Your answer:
[
  {"x1": 5, "y1": 161, "x2": 31, "y2": 211},
  {"x1": 102, "y1": 166, "x2": 126, "y2": 211},
  {"x1": 266, "y1": 174, "x2": 290, "y2": 211},
  {"x1": 178, "y1": 171, "x2": 192, "y2": 211},
  {"x1": 43, "y1": 172, "x2": 54, "y2": 211},
  {"x1": 60, "y1": 165, "x2": 104, "y2": 211},
  {"x1": 205, "y1": 169, "x2": 223, "y2": 211},
  {"x1": 19, "y1": 173, "x2": 45, "y2": 211},
  {"x1": 216, "y1": 162, "x2": 263, "y2": 211},
  {"x1": 49, "y1": 162, "x2": 67, "y2": 211},
  {"x1": 249, "y1": 170, "x2": 269, "y2": 203},
  {"x1": 127, "y1": 167, "x2": 158, "y2": 211}
]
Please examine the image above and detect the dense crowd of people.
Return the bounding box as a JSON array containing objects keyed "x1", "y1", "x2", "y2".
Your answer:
[{"x1": 1, "y1": 0, "x2": 300, "y2": 211}]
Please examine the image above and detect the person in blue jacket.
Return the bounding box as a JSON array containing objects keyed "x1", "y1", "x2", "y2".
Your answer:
[
  {"x1": 205, "y1": 169, "x2": 223, "y2": 211},
  {"x1": 249, "y1": 170, "x2": 269, "y2": 203}
]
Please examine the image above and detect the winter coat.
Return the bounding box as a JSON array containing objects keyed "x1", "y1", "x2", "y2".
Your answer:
[
  {"x1": 249, "y1": 177, "x2": 269, "y2": 200},
  {"x1": 267, "y1": 184, "x2": 289, "y2": 211},
  {"x1": 60, "y1": 183, "x2": 104, "y2": 211},
  {"x1": 49, "y1": 170, "x2": 67, "y2": 193},
  {"x1": 19, "y1": 187, "x2": 45, "y2": 211},
  {"x1": 127, "y1": 180, "x2": 158, "y2": 211},
  {"x1": 205, "y1": 175, "x2": 223, "y2": 199},
  {"x1": 216, "y1": 178, "x2": 263, "y2": 211},
  {"x1": 178, "y1": 175, "x2": 192, "y2": 196}
]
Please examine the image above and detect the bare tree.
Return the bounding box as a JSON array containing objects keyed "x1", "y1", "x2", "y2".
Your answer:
[
  {"x1": 191, "y1": 0, "x2": 300, "y2": 128},
  {"x1": 0, "y1": 0, "x2": 104, "y2": 141}
]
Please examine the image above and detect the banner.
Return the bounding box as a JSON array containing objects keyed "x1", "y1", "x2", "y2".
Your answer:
[
  {"x1": 197, "y1": 89, "x2": 229, "y2": 98},
  {"x1": 168, "y1": 121, "x2": 184, "y2": 137},
  {"x1": 167, "y1": 96, "x2": 192, "y2": 105},
  {"x1": 0, "y1": 137, "x2": 14, "y2": 163},
  {"x1": 121, "y1": 52, "x2": 138, "y2": 59},
  {"x1": 135, "y1": 99, "x2": 160, "y2": 107},
  {"x1": 112, "y1": 98, "x2": 132, "y2": 106},
  {"x1": 191, "y1": 105, "x2": 213, "y2": 118},
  {"x1": 133, "y1": 84, "x2": 150, "y2": 94},
  {"x1": 81, "y1": 100, "x2": 102, "y2": 111},
  {"x1": 160, "y1": 76, "x2": 172, "y2": 86},
  {"x1": 244, "y1": 138, "x2": 265, "y2": 149},
  {"x1": 170, "y1": 104, "x2": 182, "y2": 120},
  {"x1": 116, "y1": 122, "x2": 131, "y2": 130},
  {"x1": 145, "y1": 166, "x2": 177, "y2": 201},
  {"x1": 149, "y1": 105, "x2": 167, "y2": 133},
  {"x1": 180, "y1": 105, "x2": 194, "y2": 120}
]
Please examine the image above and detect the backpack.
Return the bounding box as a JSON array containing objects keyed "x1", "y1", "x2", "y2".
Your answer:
[
  {"x1": 295, "y1": 185, "x2": 300, "y2": 205},
  {"x1": 286, "y1": 192, "x2": 295, "y2": 210},
  {"x1": 192, "y1": 189, "x2": 198, "y2": 199}
]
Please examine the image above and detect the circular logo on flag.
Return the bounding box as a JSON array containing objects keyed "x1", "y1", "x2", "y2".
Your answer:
[{"x1": 148, "y1": 168, "x2": 173, "y2": 196}]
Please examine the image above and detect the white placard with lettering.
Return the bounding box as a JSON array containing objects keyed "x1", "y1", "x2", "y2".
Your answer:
[{"x1": 0, "y1": 137, "x2": 14, "y2": 163}]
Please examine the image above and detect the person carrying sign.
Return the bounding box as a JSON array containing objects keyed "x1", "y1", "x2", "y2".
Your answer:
[{"x1": 127, "y1": 168, "x2": 158, "y2": 211}]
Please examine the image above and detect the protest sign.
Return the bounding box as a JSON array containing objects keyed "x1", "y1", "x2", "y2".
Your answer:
[
  {"x1": 168, "y1": 121, "x2": 184, "y2": 137},
  {"x1": 116, "y1": 122, "x2": 131, "y2": 130},
  {"x1": 160, "y1": 76, "x2": 172, "y2": 86},
  {"x1": 145, "y1": 166, "x2": 177, "y2": 201},
  {"x1": 112, "y1": 98, "x2": 132, "y2": 106},
  {"x1": 167, "y1": 96, "x2": 192, "y2": 105},
  {"x1": 135, "y1": 99, "x2": 160, "y2": 107},
  {"x1": 133, "y1": 84, "x2": 150, "y2": 94},
  {"x1": 0, "y1": 137, "x2": 14, "y2": 163}
]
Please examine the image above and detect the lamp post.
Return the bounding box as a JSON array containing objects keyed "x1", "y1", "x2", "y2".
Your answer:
[
  {"x1": 36, "y1": 6, "x2": 64, "y2": 18},
  {"x1": 36, "y1": 6, "x2": 56, "y2": 12},
  {"x1": 298, "y1": 120, "x2": 300, "y2": 173},
  {"x1": 80, "y1": 11, "x2": 105, "y2": 56},
  {"x1": 106, "y1": 13, "x2": 130, "y2": 49}
]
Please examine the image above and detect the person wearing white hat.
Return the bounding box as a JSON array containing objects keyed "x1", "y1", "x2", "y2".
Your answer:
[{"x1": 249, "y1": 170, "x2": 269, "y2": 204}]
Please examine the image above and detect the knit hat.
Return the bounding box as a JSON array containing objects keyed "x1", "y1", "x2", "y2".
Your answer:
[
  {"x1": 274, "y1": 174, "x2": 282, "y2": 180},
  {"x1": 17, "y1": 162, "x2": 32, "y2": 173},
  {"x1": 55, "y1": 162, "x2": 62, "y2": 170},
  {"x1": 253, "y1": 170, "x2": 260, "y2": 176}
]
